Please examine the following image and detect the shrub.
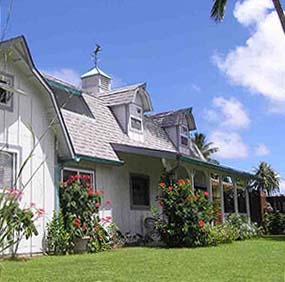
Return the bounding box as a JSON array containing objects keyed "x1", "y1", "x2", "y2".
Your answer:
[
  {"x1": 0, "y1": 188, "x2": 40, "y2": 256},
  {"x1": 59, "y1": 175, "x2": 112, "y2": 253},
  {"x1": 226, "y1": 213, "x2": 261, "y2": 240},
  {"x1": 264, "y1": 212, "x2": 285, "y2": 235},
  {"x1": 153, "y1": 179, "x2": 215, "y2": 247},
  {"x1": 46, "y1": 210, "x2": 71, "y2": 255},
  {"x1": 205, "y1": 223, "x2": 238, "y2": 245}
]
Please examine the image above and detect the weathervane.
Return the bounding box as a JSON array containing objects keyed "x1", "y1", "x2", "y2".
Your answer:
[{"x1": 91, "y1": 44, "x2": 102, "y2": 67}]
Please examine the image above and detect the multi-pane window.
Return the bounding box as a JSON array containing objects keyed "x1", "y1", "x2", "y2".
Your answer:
[
  {"x1": 0, "y1": 151, "x2": 16, "y2": 189},
  {"x1": 129, "y1": 104, "x2": 143, "y2": 132},
  {"x1": 130, "y1": 174, "x2": 150, "y2": 209},
  {"x1": 131, "y1": 117, "x2": 142, "y2": 131},
  {"x1": 180, "y1": 126, "x2": 189, "y2": 146},
  {"x1": 0, "y1": 72, "x2": 14, "y2": 111},
  {"x1": 62, "y1": 168, "x2": 95, "y2": 188}
]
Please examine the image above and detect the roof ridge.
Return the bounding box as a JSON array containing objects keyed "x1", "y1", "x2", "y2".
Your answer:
[
  {"x1": 97, "y1": 82, "x2": 145, "y2": 97},
  {"x1": 149, "y1": 107, "x2": 192, "y2": 118}
]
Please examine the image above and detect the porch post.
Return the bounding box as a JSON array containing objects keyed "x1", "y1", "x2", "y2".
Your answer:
[
  {"x1": 245, "y1": 180, "x2": 251, "y2": 223},
  {"x1": 233, "y1": 179, "x2": 238, "y2": 214},
  {"x1": 207, "y1": 171, "x2": 213, "y2": 203},
  {"x1": 219, "y1": 175, "x2": 225, "y2": 223}
]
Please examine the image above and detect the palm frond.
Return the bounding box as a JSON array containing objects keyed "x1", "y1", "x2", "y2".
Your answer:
[{"x1": 211, "y1": 0, "x2": 228, "y2": 22}]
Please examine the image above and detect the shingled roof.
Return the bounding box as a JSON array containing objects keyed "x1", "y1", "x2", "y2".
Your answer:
[
  {"x1": 61, "y1": 93, "x2": 177, "y2": 163},
  {"x1": 97, "y1": 83, "x2": 153, "y2": 112},
  {"x1": 149, "y1": 108, "x2": 196, "y2": 130}
]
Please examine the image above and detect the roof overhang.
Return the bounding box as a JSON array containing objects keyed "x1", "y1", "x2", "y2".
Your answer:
[{"x1": 135, "y1": 83, "x2": 153, "y2": 112}]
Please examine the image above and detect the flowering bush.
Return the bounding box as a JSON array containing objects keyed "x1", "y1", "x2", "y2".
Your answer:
[
  {"x1": 153, "y1": 179, "x2": 215, "y2": 247},
  {"x1": 59, "y1": 174, "x2": 113, "y2": 253},
  {"x1": 263, "y1": 212, "x2": 285, "y2": 235},
  {"x1": 0, "y1": 188, "x2": 43, "y2": 256}
]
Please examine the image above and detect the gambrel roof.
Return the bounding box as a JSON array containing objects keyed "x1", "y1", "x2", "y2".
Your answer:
[
  {"x1": 149, "y1": 108, "x2": 196, "y2": 130},
  {"x1": 97, "y1": 83, "x2": 153, "y2": 112}
]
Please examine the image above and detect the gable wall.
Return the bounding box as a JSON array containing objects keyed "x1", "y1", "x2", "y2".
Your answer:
[{"x1": 0, "y1": 52, "x2": 56, "y2": 254}]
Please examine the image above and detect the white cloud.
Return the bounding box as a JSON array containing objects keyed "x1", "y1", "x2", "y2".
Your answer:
[
  {"x1": 205, "y1": 97, "x2": 250, "y2": 129},
  {"x1": 111, "y1": 75, "x2": 126, "y2": 88},
  {"x1": 209, "y1": 130, "x2": 249, "y2": 159},
  {"x1": 43, "y1": 68, "x2": 81, "y2": 87},
  {"x1": 214, "y1": 0, "x2": 285, "y2": 107},
  {"x1": 234, "y1": 0, "x2": 273, "y2": 27},
  {"x1": 255, "y1": 144, "x2": 270, "y2": 156}
]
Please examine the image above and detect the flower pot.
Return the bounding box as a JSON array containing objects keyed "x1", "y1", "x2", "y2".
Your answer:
[{"x1": 73, "y1": 236, "x2": 90, "y2": 253}]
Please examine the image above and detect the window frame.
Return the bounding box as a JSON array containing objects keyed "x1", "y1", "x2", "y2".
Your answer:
[
  {"x1": 130, "y1": 173, "x2": 150, "y2": 210},
  {"x1": 61, "y1": 167, "x2": 95, "y2": 189},
  {"x1": 180, "y1": 125, "x2": 189, "y2": 147},
  {"x1": 130, "y1": 116, "x2": 143, "y2": 132},
  {"x1": 0, "y1": 71, "x2": 14, "y2": 112},
  {"x1": 0, "y1": 150, "x2": 17, "y2": 190}
]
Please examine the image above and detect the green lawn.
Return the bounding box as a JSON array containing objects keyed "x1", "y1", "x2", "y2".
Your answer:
[{"x1": 0, "y1": 238, "x2": 284, "y2": 282}]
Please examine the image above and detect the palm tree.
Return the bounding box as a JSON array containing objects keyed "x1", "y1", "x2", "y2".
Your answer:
[
  {"x1": 211, "y1": 0, "x2": 285, "y2": 35},
  {"x1": 252, "y1": 162, "x2": 280, "y2": 196},
  {"x1": 192, "y1": 132, "x2": 219, "y2": 161}
]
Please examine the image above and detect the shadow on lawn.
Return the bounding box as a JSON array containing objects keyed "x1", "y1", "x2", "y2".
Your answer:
[{"x1": 261, "y1": 235, "x2": 285, "y2": 242}]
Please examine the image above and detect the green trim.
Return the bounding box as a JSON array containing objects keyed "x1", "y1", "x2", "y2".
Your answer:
[
  {"x1": 60, "y1": 155, "x2": 124, "y2": 166},
  {"x1": 46, "y1": 79, "x2": 82, "y2": 96},
  {"x1": 180, "y1": 155, "x2": 255, "y2": 179}
]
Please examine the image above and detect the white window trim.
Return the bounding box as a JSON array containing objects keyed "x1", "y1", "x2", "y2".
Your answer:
[
  {"x1": 129, "y1": 115, "x2": 143, "y2": 132},
  {"x1": 61, "y1": 167, "x2": 95, "y2": 189},
  {"x1": 0, "y1": 71, "x2": 14, "y2": 112},
  {"x1": 0, "y1": 149, "x2": 18, "y2": 189}
]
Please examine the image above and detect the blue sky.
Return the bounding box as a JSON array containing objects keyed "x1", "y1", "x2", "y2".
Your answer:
[{"x1": 2, "y1": 0, "x2": 285, "y2": 192}]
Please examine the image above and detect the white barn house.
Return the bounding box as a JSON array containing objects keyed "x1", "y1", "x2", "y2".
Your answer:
[{"x1": 0, "y1": 36, "x2": 256, "y2": 255}]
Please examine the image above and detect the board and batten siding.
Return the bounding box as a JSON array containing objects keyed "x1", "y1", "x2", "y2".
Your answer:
[
  {"x1": 0, "y1": 55, "x2": 56, "y2": 254},
  {"x1": 63, "y1": 153, "x2": 164, "y2": 235}
]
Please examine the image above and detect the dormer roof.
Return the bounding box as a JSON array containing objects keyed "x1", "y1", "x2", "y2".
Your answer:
[
  {"x1": 97, "y1": 82, "x2": 153, "y2": 112},
  {"x1": 149, "y1": 107, "x2": 196, "y2": 130}
]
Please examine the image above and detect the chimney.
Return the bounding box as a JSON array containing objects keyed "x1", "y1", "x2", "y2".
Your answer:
[{"x1": 81, "y1": 67, "x2": 111, "y2": 94}]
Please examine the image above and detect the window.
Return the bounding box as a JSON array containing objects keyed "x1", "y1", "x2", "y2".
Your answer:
[
  {"x1": 0, "y1": 72, "x2": 14, "y2": 111},
  {"x1": 180, "y1": 126, "x2": 189, "y2": 146},
  {"x1": 130, "y1": 174, "x2": 150, "y2": 209},
  {"x1": 130, "y1": 117, "x2": 142, "y2": 131},
  {"x1": 62, "y1": 168, "x2": 95, "y2": 188},
  {"x1": 0, "y1": 151, "x2": 16, "y2": 189}
]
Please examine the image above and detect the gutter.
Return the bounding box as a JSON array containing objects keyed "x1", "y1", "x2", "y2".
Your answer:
[
  {"x1": 60, "y1": 154, "x2": 124, "y2": 166},
  {"x1": 180, "y1": 155, "x2": 256, "y2": 179}
]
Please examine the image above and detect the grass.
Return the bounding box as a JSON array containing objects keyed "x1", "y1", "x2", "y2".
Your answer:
[{"x1": 0, "y1": 238, "x2": 284, "y2": 282}]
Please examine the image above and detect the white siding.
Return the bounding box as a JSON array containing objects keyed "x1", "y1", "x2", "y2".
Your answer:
[{"x1": 0, "y1": 54, "x2": 56, "y2": 254}]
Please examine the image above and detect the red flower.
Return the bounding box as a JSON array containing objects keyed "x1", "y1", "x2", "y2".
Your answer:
[
  {"x1": 217, "y1": 212, "x2": 222, "y2": 217},
  {"x1": 105, "y1": 200, "x2": 112, "y2": 205},
  {"x1": 74, "y1": 174, "x2": 81, "y2": 180},
  {"x1": 73, "y1": 218, "x2": 81, "y2": 227},
  {"x1": 36, "y1": 208, "x2": 45, "y2": 216},
  {"x1": 95, "y1": 190, "x2": 104, "y2": 195},
  {"x1": 168, "y1": 186, "x2": 173, "y2": 192},
  {"x1": 178, "y1": 179, "x2": 185, "y2": 186},
  {"x1": 159, "y1": 183, "x2": 166, "y2": 188},
  {"x1": 82, "y1": 175, "x2": 91, "y2": 180},
  {"x1": 88, "y1": 189, "x2": 95, "y2": 197},
  {"x1": 186, "y1": 196, "x2": 192, "y2": 202},
  {"x1": 159, "y1": 202, "x2": 163, "y2": 208},
  {"x1": 198, "y1": 220, "x2": 205, "y2": 227},
  {"x1": 81, "y1": 225, "x2": 88, "y2": 232},
  {"x1": 204, "y1": 191, "x2": 209, "y2": 196},
  {"x1": 95, "y1": 202, "x2": 100, "y2": 208}
]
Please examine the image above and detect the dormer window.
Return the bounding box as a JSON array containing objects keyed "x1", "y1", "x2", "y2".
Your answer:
[
  {"x1": 129, "y1": 104, "x2": 143, "y2": 132},
  {"x1": 0, "y1": 72, "x2": 13, "y2": 111},
  {"x1": 180, "y1": 126, "x2": 189, "y2": 146},
  {"x1": 131, "y1": 117, "x2": 142, "y2": 131}
]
